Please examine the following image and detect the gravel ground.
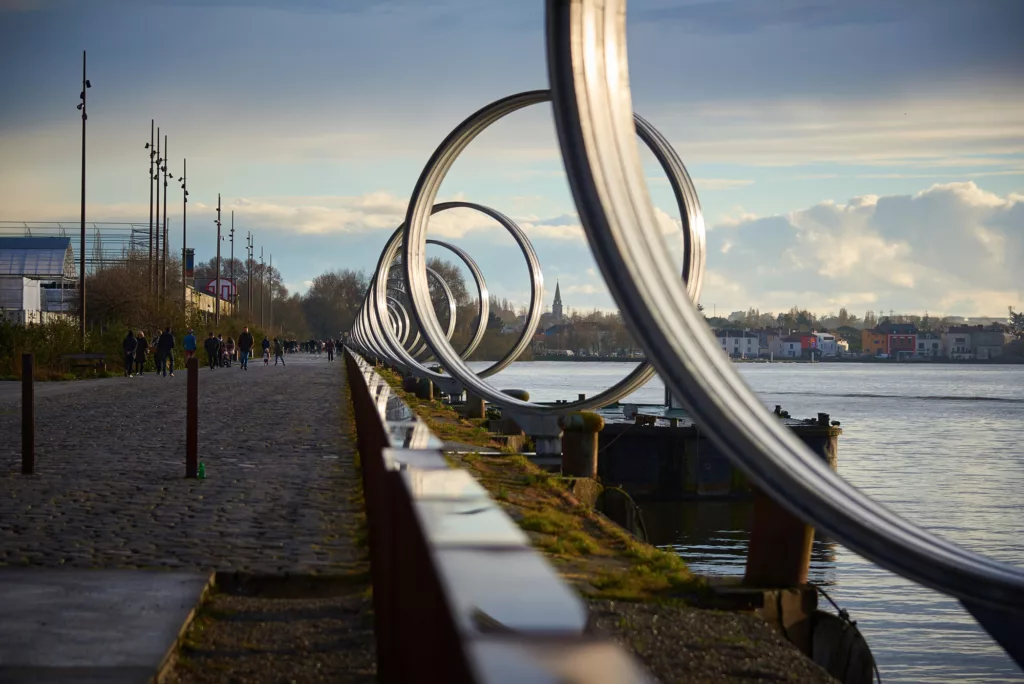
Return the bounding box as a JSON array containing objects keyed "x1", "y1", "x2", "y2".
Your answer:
[
  {"x1": 0, "y1": 353, "x2": 364, "y2": 574},
  {"x1": 167, "y1": 583, "x2": 376, "y2": 684},
  {"x1": 588, "y1": 599, "x2": 836, "y2": 683}
]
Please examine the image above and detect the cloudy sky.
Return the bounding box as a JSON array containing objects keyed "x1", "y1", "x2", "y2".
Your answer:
[{"x1": 0, "y1": 0, "x2": 1021, "y2": 318}]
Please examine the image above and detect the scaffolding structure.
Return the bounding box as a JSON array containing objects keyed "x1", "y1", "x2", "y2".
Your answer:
[{"x1": 0, "y1": 221, "x2": 158, "y2": 275}]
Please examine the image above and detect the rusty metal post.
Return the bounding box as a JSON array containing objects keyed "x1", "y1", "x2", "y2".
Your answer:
[
  {"x1": 464, "y1": 391, "x2": 485, "y2": 419},
  {"x1": 186, "y1": 357, "x2": 198, "y2": 478},
  {"x1": 744, "y1": 488, "x2": 814, "y2": 586},
  {"x1": 560, "y1": 411, "x2": 603, "y2": 479},
  {"x1": 22, "y1": 354, "x2": 34, "y2": 475}
]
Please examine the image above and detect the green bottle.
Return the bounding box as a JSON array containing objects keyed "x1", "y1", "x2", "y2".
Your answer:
[{"x1": 198, "y1": 461, "x2": 206, "y2": 479}]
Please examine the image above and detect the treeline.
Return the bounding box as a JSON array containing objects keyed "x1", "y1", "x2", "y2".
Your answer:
[{"x1": 703, "y1": 306, "x2": 968, "y2": 333}]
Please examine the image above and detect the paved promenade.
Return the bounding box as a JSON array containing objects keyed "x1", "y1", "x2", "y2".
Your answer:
[{"x1": 0, "y1": 354, "x2": 365, "y2": 575}]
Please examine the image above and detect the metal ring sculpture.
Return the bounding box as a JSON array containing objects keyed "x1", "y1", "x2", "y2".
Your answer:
[
  {"x1": 384, "y1": 264, "x2": 457, "y2": 363},
  {"x1": 349, "y1": 0, "x2": 1024, "y2": 666},
  {"x1": 402, "y1": 92, "x2": 705, "y2": 417},
  {"x1": 358, "y1": 201, "x2": 548, "y2": 384}
]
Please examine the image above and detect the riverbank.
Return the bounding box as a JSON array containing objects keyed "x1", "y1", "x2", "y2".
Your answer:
[
  {"x1": 376, "y1": 368, "x2": 837, "y2": 682},
  {"x1": 512, "y1": 354, "x2": 1024, "y2": 365}
]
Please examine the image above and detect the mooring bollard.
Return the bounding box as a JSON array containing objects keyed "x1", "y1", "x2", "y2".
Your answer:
[
  {"x1": 500, "y1": 389, "x2": 530, "y2": 434},
  {"x1": 744, "y1": 487, "x2": 814, "y2": 587},
  {"x1": 464, "y1": 391, "x2": 485, "y2": 419},
  {"x1": 414, "y1": 377, "x2": 433, "y2": 401},
  {"x1": 22, "y1": 353, "x2": 34, "y2": 475},
  {"x1": 186, "y1": 357, "x2": 198, "y2": 478},
  {"x1": 560, "y1": 411, "x2": 604, "y2": 479}
]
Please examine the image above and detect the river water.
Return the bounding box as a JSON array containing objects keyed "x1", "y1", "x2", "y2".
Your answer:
[{"x1": 468, "y1": 360, "x2": 1024, "y2": 682}]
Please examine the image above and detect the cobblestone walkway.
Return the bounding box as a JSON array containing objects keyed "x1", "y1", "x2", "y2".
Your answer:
[{"x1": 0, "y1": 354, "x2": 365, "y2": 575}]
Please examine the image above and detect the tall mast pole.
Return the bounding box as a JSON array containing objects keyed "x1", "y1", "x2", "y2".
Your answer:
[
  {"x1": 269, "y1": 253, "x2": 273, "y2": 333},
  {"x1": 247, "y1": 232, "x2": 252, "y2": 322},
  {"x1": 154, "y1": 128, "x2": 161, "y2": 294},
  {"x1": 180, "y1": 158, "x2": 187, "y2": 311},
  {"x1": 78, "y1": 50, "x2": 88, "y2": 349},
  {"x1": 215, "y1": 194, "x2": 222, "y2": 326},
  {"x1": 148, "y1": 119, "x2": 154, "y2": 290},
  {"x1": 229, "y1": 212, "x2": 235, "y2": 312},
  {"x1": 161, "y1": 134, "x2": 168, "y2": 295},
  {"x1": 260, "y1": 247, "x2": 264, "y2": 329}
]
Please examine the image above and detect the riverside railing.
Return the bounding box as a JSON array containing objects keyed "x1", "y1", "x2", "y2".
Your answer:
[
  {"x1": 344, "y1": 347, "x2": 651, "y2": 683},
  {"x1": 346, "y1": 0, "x2": 1024, "y2": 669}
]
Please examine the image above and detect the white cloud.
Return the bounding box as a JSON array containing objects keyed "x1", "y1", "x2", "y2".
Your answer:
[
  {"x1": 649, "y1": 93, "x2": 1024, "y2": 168},
  {"x1": 701, "y1": 182, "x2": 1023, "y2": 316}
]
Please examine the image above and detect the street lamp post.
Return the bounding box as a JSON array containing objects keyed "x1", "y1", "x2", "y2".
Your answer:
[
  {"x1": 259, "y1": 247, "x2": 264, "y2": 329},
  {"x1": 229, "y1": 212, "x2": 235, "y2": 311},
  {"x1": 145, "y1": 120, "x2": 154, "y2": 289},
  {"x1": 215, "y1": 194, "x2": 222, "y2": 326},
  {"x1": 179, "y1": 159, "x2": 188, "y2": 311},
  {"x1": 77, "y1": 50, "x2": 91, "y2": 349},
  {"x1": 153, "y1": 128, "x2": 161, "y2": 295},
  {"x1": 269, "y1": 253, "x2": 273, "y2": 332},
  {"x1": 247, "y1": 233, "x2": 253, "y2": 321},
  {"x1": 161, "y1": 135, "x2": 169, "y2": 296}
]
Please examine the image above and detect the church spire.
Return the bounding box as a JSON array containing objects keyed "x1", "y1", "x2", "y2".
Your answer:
[{"x1": 552, "y1": 280, "x2": 564, "y2": 320}]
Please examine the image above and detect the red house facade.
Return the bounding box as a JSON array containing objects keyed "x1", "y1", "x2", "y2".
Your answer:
[{"x1": 879, "y1": 322, "x2": 917, "y2": 358}]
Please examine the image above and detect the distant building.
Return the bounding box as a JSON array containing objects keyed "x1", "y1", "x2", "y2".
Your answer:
[
  {"x1": 861, "y1": 329, "x2": 887, "y2": 356},
  {"x1": 0, "y1": 236, "x2": 78, "y2": 324},
  {"x1": 551, "y1": 281, "x2": 564, "y2": 322},
  {"x1": 972, "y1": 325, "x2": 1011, "y2": 360},
  {"x1": 715, "y1": 329, "x2": 759, "y2": 358},
  {"x1": 836, "y1": 339, "x2": 850, "y2": 355},
  {"x1": 758, "y1": 329, "x2": 783, "y2": 358},
  {"x1": 812, "y1": 332, "x2": 838, "y2": 357},
  {"x1": 878, "y1": 322, "x2": 917, "y2": 359},
  {"x1": 204, "y1": 278, "x2": 236, "y2": 303},
  {"x1": 916, "y1": 333, "x2": 942, "y2": 358},
  {"x1": 780, "y1": 335, "x2": 803, "y2": 358},
  {"x1": 942, "y1": 328, "x2": 973, "y2": 360}
]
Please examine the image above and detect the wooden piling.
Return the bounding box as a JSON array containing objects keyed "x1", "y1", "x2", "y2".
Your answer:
[
  {"x1": 21, "y1": 354, "x2": 34, "y2": 475},
  {"x1": 186, "y1": 357, "x2": 198, "y2": 478}
]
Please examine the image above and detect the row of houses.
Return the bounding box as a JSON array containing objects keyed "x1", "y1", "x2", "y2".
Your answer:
[
  {"x1": 861, "y1": 323, "x2": 1013, "y2": 360},
  {"x1": 714, "y1": 329, "x2": 843, "y2": 359},
  {"x1": 715, "y1": 322, "x2": 1016, "y2": 360}
]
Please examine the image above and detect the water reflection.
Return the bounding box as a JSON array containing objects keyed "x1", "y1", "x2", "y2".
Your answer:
[{"x1": 641, "y1": 500, "x2": 839, "y2": 587}]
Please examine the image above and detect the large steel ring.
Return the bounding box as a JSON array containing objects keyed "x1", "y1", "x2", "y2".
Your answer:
[
  {"x1": 545, "y1": 0, "x2": 1024, "y2": 653},
  {"x1": 426, "y1": 239, "x2": 490, "y2": 361},
  {"x1": 402, "y1": 90, "x2": 704, "y2": 416},
  {"x1": 370, "y1": 201, "x2": 546, "y2": 384}
]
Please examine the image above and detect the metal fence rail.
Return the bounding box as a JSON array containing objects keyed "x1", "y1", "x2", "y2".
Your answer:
[{"x1": 344, "y1": 348, "x2": 651, "y2": 683}]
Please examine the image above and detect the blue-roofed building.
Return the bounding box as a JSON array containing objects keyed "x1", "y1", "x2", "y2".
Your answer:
[{"x1": 0, "y1": 236, "x2": 77, "y2": 322}]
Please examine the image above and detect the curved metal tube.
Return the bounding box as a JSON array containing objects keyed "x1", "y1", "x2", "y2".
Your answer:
[
  {"x1": 402, "y1": 91, "x2": 704, "y2": 416},
  {"x1": 426, "y1": 238, "x2": 490, "y2": 361},
  {"x1": 366, "y1": 202, "x2": 547, "y2": 386},
  {"x1": 544, "y1": 0, "x2": 1024, "y2": 626}
]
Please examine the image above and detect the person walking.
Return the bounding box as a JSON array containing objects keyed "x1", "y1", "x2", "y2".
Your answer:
[
  {"x1": 262, "y1": 335, "x2": 271, "y2": 366},
  {"x1": 122, "y1": 330, "x2": 137, "y2": 377},
  {"x1": 183, "y1": 329, "x2": 197, "y2": 363},
  {"x1": 134, "y1": 331, "x2": 148, "y2": 375},
  {"x1": 203, "y1": 332, "x2": 219, "y2": 370},
  {"x1": 225, "y1": 337, "x2": 236, "y2": 368},
  {"x1": 157, "y1": 326, "x2": 176, "y2": 377},
  {"x1": 216, "y1": 334, "x2": 226, "y2": 367},
  {"x1": 238, "y1": 327, "x2": 254, "y2": 371},
  {"x1": 325, "y1": 338, "x2": 335, "y2": 362},
  {"x1": 273, "y1": 337, "x2": 286, "y2": 366}
]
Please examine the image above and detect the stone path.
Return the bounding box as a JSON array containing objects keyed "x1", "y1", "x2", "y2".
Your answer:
[{"x1": 0, "y1": 354, "x2": 366, "y2": 575}]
